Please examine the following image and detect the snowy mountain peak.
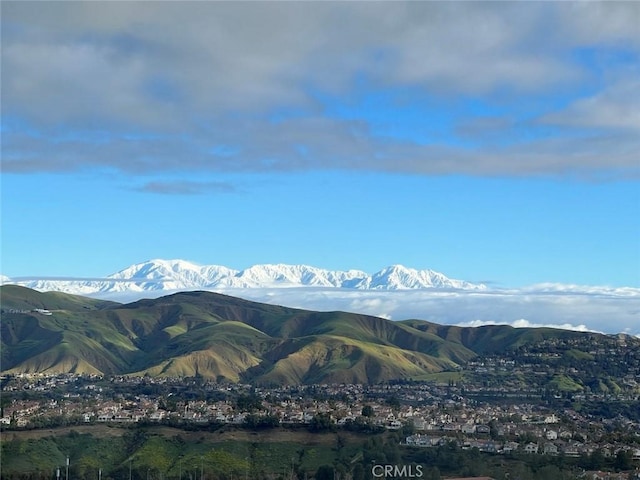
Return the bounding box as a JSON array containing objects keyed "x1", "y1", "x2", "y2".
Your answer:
[
  {"x1": 5, "y1": 260, "x2": 487, "y2": 295},
  {"x1": 366, "y1": 264, "x2": 469, "y2": 290},
  {"x1": 111, "y1": 259, "x2": 204, "y2": 278}
]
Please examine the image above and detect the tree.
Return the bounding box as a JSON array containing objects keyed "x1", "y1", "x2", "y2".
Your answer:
[
  {"x1": 587, "y1": 449, "x2": 606, "y2": 470},
  {"x1": 614, "y1": 449, "x2": 633, "y2": 471},
  {"x1": 244, "y1": 413, "x2": 279, "y2": 429},
  {"x1": 75, "y1": 454, "x2": 102, "y2": 480},
  {"x1": 489, "y1": 419, "x2": 502, "y2": 440},
  {"x1": 383, "y1": 442, "x2": 401, "y2": 464},
  {"x1": 309, "y1": 413, "x2": 334, "y2": 432},
  {"x1": 424, "y1": 467, "x2": 441, "y2": 480},
  {"x1": 386, "y1": 396, "x2": 401, "y2": 410},
  {"x1": 534, "y1": 465, "x2": 563, "y2": 480},
  {"x1": 352, "y1": 463, "x2": 365, "y2": 480},
  {"x1": 315, "y1": 464, "x2": 334, "y2": 480},
  {"x1": 235, "y1": 393, "x2": 262, "y2": 412},
  {"x1": 361, "y1": 405, "x2": 374, "y2": 418}
]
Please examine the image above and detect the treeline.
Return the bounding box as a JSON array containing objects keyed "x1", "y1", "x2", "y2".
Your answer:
[{"x1": 2, "y1": 429, "x2": 619, "y2": 480}]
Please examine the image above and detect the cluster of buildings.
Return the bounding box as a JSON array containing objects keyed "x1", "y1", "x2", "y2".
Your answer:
[
  {"x1": 2, "y1": 373, "x2": 639, "y2": 463},
  {"x1": 405, "y1": 432, "x2": 640, "y2": 460}
]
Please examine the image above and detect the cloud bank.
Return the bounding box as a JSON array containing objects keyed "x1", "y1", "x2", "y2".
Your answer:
[
  {"x1": 3, "y1": 2, "x2": 639, "y2": 181},
  {"x1": 84, "y1": 284, "x2": 640, "y2": 337}
]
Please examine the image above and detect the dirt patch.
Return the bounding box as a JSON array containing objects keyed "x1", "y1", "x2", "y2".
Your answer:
[{"x1": 1, "y1": 424, "x2": 130, "y2": 440}]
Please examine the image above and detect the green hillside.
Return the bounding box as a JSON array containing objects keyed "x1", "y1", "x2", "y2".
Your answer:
[
  {"x1": 0, "y1": 286, "x2": 617, "y2": 384},
  {"x1": 0, "y1": 284, "x2": 118, "y2": 311},
  {"x1": 400, "y1": 319, "x2": 587, "y2": 353}
]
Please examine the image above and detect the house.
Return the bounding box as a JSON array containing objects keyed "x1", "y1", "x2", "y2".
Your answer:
[
  {"x1": 232, "y1": 413, "x2": 247, "y2": 424},
  {"x1": 386, "y1": 420, "x2": 402, "y2": 430},
  {"x1": 563, "y1": 444, "x2": 581, "y2": 458},
  {"x1": 113, "y1": 413, "x2": 136, "y2": 422},
  {"x1": 405, "y1": 435, "x2": 435, "y2": 447},
  {"x1": 502, "y1": 442, "x2": 520, "y2": 453},
  {"x1": 15, "y1": 417, "x2": 28, "y2": 427},
  {"x1": 583, "y1": 472, "x2": 630, "y2": 480},
  {"x1": 473, "y1": 441, "x2": 499, "y2": 453},
  {"x1": 476, "y1": 425, "x2": 491, "y2": 435},
  {"x1": 524, "y1": 443, "x2": 539, "y2": 454},
  {"x1": 461, "y1": 424, "x2": 477, "y2": 434},
  {"x1": 411, "y1": 417, "x2": 427, "y2": 431},
  {"x1": 545, "y1": 429, "x2": 558, "y2": 440},
  {"x1": 543, "y1": 443, "x2": 558, "y2": 455},
  {"x1": 148, "y1": 411, "x2": 165, "y2": 421},
  {"x1": 338, "y1": 416, "x2": 356, "y2": 426}
]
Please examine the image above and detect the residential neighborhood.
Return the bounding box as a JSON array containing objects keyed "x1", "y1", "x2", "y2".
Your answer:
[{"x1": 2, "y1": 372, "x2": 639, "y2": 474}]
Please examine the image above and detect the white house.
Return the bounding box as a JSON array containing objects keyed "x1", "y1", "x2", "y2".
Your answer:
[{"x1": 461, "y1": 424, "x2": 477, "y2": 434}]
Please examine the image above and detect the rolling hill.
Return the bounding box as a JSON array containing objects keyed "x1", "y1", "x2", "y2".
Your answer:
[{"x1": 0, "y1": 285, "x2": 608, "y2": 384}]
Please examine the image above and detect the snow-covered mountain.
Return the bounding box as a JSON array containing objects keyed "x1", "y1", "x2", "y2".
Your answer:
[
  {"x1": 2, "y1": 259, "x2": 486, "y2": 295},
  {"x1": 364, "y1": 265, "x2": 478, "y2": 290}
]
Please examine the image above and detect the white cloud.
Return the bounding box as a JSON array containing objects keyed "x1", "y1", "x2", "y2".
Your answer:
[
  {"x1": 454, "y1": 319, "x2": 597, "y2": 333},
  {"x1": 2, "y1": 2, "x2": 587, "y2": 115},
  {"x1": 2, "y1": 2, "x2": 639, "y2": 179},
  {"x1": 203, "y1": 285, "x2": 640, "y2": 335},
  {"x1": 132, "y1": 180, "x2": 236, "y2": 195},
  {"x1": 541, "y1": 80, "x2": 640, "y2": 132}
]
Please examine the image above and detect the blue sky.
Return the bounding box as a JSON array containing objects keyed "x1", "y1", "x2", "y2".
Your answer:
[{"x1": 2, "y1": 1, "x2": 639, "y2": 289}]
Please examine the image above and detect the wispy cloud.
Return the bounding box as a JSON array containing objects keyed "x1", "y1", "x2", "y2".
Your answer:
[{"x1": 133, "y1": 180, "x2": 236, "y2": 195}]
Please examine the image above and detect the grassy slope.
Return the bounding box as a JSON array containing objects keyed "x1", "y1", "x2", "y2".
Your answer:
[
  {"x1": 0, "y1": 284, "x2": 119, "y2": 310},
  {"x1": 0, "y1": 427, "x2": 369, "y2": 479},
  {"x1": 400, "y1": 319, "x2": 586, "y2": 354}
]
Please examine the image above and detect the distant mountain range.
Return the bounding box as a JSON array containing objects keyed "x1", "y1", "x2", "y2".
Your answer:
[
  {"x1": 2, "y1": 285, "x2": 627, "y2": 384},
  {"x1": 1, "y1": 259, "x2": 486, "y2": 295}
]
